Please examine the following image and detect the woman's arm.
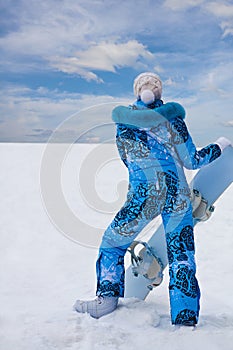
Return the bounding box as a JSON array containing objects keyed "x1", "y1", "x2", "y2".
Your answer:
[{"x1": 169, "y1": 117, "x2": 221, "y2": 170}]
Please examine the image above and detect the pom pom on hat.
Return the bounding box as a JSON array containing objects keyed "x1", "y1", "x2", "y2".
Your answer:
[
  {"x1": 133, "y1": 72, "x2": 162, "y2": 100},
  {"x1": 140, "y1": 89, "x2": 155, "y2": 104}
]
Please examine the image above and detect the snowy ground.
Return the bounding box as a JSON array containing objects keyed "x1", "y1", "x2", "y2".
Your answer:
[{"x1": 0, "y1": 143, "x2": 233, "y2": 350}]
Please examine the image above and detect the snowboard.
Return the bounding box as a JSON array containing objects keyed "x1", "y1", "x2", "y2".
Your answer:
[{"x1": 124, "y1": 145, "x2": 233, "y2": 300}]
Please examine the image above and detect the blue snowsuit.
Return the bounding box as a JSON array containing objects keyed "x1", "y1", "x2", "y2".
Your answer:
[{"x1": 96, "y1": 99, "x2": 221, "y2": 325}]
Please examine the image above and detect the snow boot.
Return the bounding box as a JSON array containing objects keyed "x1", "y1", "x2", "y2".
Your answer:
[{"x1": 73, "y1": 296, "x2": 118, "y2": 319}]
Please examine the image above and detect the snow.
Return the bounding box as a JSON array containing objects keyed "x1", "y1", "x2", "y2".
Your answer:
[{"x1": 0, "y1": 143, "x2": 233, "y2": 350}]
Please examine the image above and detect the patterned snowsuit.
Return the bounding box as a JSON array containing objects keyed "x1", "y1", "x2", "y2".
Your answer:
[{"x1": 96, "y1": 99, "x2": 221, "y2": 325}]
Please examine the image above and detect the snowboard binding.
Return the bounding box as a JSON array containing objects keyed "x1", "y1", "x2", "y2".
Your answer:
[
  {"x1": 127, "y1": 241, "x2": 164, "y2": 290},
  {"x1": 191, "y1": 188, "x2": 215, "y2": 221}
]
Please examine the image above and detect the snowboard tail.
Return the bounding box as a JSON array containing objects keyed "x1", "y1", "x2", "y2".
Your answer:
[{"x1": 124, "y1": 146, "x2": 233, "y2": 300}]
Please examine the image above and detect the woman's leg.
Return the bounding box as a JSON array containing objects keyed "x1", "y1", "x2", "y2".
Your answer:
[
  {"x1": 74, "y1": 179, "x2": 163, "y2": 318},
  {"x1": 162, "y1": 203, "x2": 200, "y2": 325},
  {"x1": 96, "y1": 181, "x2": 163, "y2": 298}
]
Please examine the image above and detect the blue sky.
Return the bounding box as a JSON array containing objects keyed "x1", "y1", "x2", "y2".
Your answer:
[{"x1": 0, "y1": 0, "x2": 233, "y2": 143}]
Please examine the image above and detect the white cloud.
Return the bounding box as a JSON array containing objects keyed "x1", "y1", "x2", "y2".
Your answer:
[
  {"x1": 163, "y1": 1, "x2": 233, "y2": 38},
  {"x1": 0, "y1": 1, "x2": 164, "y2": 79},
  {"x1": 0, "y1": 1, "x2": 149, "y2": 57},
  {"x1": 153, "y1": 65, "x2": 164, "y2": 74},
  {"x1": 223, "y1": 120, "x2": 233, "y2": 127},
  {"x1": 0, "y1": 84, "x2": 131, "y2": 141},
  {"x1": 205, "y1": 2, "x2": 233, "y2": 17},
  {"x1": 164, "y1": 77, "x2": 176, "y2": 87},
  {"x1": 0, "y1": 1, "x2": 107, "y2": 67},
  {"x1": 181, "y1": 59, "x2": 233, "y2": 105},
  {"x1": 204, "y1": 2, "x2": 233, "y2": 38},
  {"x1": 200, "y1": 71, "x2": 224, "y2": 95},
  {"x1": 163, "y1": 0, "x2": 204, "y2": 10},
  {"x1": 50, "y1": 40, "x2": 154, "y2": 81},
  {"x1": 220, "y1": 21, "x2": 233, "y2": 38}
]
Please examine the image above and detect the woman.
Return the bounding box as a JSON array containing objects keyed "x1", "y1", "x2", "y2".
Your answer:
[{"x1": 74, "y1": 72, "x2": 230, "y2": 325}]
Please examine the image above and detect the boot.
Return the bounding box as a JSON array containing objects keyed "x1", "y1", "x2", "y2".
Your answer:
[{"x1": 73, "y1": 296, "x2": 118, "y2": 319}]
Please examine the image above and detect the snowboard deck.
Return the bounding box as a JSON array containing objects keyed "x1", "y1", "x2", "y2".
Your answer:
[{"x1": 124, "y1": 145, "x2": 233, "y2": 300}]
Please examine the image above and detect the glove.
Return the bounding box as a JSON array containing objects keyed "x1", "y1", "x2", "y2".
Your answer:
[{"x1": 215, "y1": 137, "x2": 232, "y2": 151}]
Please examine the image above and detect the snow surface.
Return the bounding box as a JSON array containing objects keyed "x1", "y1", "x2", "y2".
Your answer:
[{"x1": 0, "y1": 143, "x2": 233, "y2": 350}]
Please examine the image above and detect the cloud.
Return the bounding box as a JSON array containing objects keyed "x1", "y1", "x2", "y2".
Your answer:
[
  {"x1": 200, "y1": 71, "x2": 228, "y2": 96},
  {"x1": 199, "y1": 60, "x2": 233, "y2": 99},
  {"x1": 163, "y1": 1, "x2": 233, "y2": 39},
  {"x1": 1, "y1": 0, "x2": 230, "y2": 84},
  {"x1": 223, "y1": 121, "x2": 233, "y2": 127},
  {"x1": 164, "y1": 0, "x2": 204, "y2": 10},
  {"x1": 26, "y1": 129, "x2": 53, "y2": 141},
  {"x1": 50, "y1": 40, "x2": 154, "y2": 81},
  {"x1": 0, "y1": 1, "x2": 233, "y2": 144},
  {"x1": 0, "y1": 84, "x2": 131, "y2": 142},
  {"x1": 220, "y1": 21, "x2": 233, "y2": 38},
  {"x1": 0, "y1": 1, "x2": 164, "y2": 79},
  {"x1": 0, "y1": 1, "x2": 93, "y2": 54},
  {"x1": 204, "y1": 2, "x2": 233, "y2": 38},
  {"x1": 205, "y1": 1, "x2": 233, "y2": 17}
]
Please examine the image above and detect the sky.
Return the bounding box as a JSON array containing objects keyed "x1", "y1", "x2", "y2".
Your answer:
[{"x1": 0, "y1": 0, "x2": 233, "y2": 144}]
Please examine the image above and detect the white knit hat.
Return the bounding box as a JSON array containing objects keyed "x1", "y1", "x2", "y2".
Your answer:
[{"x1": 133, "y1": 72, "x2": 162, "y2": 100}]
